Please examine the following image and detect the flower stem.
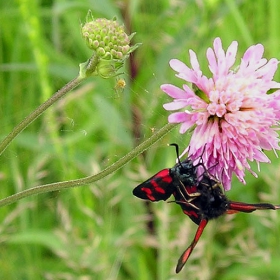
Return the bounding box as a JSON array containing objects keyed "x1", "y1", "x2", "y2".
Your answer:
[
  {"x1": 0, "y1": 77, "x2": 82, "y2": 156},
  {"x1": 0, "y1": 54, "x2": 99, "y2": 157},
  {"x1": 0, "y1": 123, "x2": 177, "y2": 208}
]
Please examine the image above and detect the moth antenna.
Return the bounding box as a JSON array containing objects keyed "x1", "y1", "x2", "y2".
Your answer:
[{"x1": 169, "y1": 143, "x2": 183, "y2": 167}]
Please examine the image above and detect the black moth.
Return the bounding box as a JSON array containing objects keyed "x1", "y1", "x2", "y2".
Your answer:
[{"x1": 133, "y1": 144, "x2": 280, "y2": 273}]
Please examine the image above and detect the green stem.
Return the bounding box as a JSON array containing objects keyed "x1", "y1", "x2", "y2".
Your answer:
[
  {"x1": 0, "y1": 123, "x2": 177, "y2": 208},
  {"x1": 0, "y1": 77, "x2": 82, "y2": 156},
  {"x1": 0, "y1": 55, "x2": 99, "y2": 157}
]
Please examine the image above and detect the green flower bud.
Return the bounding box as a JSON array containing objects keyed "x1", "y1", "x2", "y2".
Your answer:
[
  {"x1": 82, "y1": 18, "x2": 131, "y2": 60},
  {"x1": 80, "y1": 13, "x2": 140, "y2": 79}
]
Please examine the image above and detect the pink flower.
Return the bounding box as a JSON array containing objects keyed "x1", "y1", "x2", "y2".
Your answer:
[{"x1": 161, "y1": 37, "x2": 280, "y2": 190}]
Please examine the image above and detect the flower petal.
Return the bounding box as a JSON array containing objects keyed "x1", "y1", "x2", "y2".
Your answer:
[
  {"x1": 162, "y1": 37, "x2": 280, "y2": 190},
  {"x1": 161, "y1": 84, "x2": 191, "y2": 99},
  {"x1": 163, "y1": 100, "x2": 189, "y2": 110}
]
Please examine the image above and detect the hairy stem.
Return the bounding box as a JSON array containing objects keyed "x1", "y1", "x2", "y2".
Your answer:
[
  {"x1": 0, "y1": 77, "x2": 82, "y2": 156},
  {"x1": 0, "y1": 54, "x2": 99, "y2": 157},
  {"x1": 0, "y1": 123, "x2": 177, "y2": 208}
]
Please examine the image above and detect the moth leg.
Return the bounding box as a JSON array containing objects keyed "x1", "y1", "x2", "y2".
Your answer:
[
  {"x1": 178, "y1": 179, "x2": 201, "y2": 198},
  {"x1": 173, "y1": 183, "x2": 201, "y2": 210}
]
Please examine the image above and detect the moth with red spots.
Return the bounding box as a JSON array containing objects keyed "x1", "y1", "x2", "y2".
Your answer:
[
  {"x1": 133, "y1": 144, "x2": 199, "y2": 203},
  {"x1": 133, "y1": 144, "x2": 280, "y2": 273}
]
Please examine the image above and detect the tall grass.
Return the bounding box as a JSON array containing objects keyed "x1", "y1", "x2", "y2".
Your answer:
[{"x1": 1, "y1": 0, "x2": 280, "y2": 279}]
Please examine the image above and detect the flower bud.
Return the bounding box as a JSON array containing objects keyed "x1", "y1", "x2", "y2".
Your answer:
[
  {"x1": 81, "y1": 15, "x2": 140, "y2": 78},
  {"x1": 82, "y1": 18, "x2": 131, "y2": 60}
]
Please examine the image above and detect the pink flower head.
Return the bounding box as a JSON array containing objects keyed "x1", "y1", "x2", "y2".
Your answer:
[{"x1": 161, "y1": 37, "x2": 280, "y2": 190}]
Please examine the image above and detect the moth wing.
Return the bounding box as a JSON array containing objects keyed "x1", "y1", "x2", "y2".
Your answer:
[{"x1": 133, "y1": 169, "x2": 175, "y2": 201}]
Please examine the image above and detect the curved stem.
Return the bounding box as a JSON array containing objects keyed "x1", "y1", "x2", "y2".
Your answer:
[
  {"x1": 0, "y1": 123, "x2": 177, "y2": 208},
  {"x1": 0, "y1": 54, "x2": 99, "y2": 157},
  {"x1": 0, "y1": 77, "x2": 82, "y2": 156}
]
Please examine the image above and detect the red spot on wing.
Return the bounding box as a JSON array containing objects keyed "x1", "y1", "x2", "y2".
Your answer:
[
  {"x1": 141, "y1": 187, "x2": 156, "y2": 201},
  {"x1": 154, "y1": 169, "x2": 172, "y2": 182},
  {"x1": 151, "y1": 180, "x2": 166, "y2": 194},
  {"x1": 183, "y1": 210, "x2": 199, "y2": 218},
  {"x1": 181, "y1": 206, "x2": 202, "y2": 225},
  {"x1": 185, "y1": 185, "x2": 198, "y2": 194},
  {"x1": 133, "y1": 168, "x2": 174, "y2": 201},
  {"x1": 161, "y1": 175, "x2": 173, "y2": 184}
]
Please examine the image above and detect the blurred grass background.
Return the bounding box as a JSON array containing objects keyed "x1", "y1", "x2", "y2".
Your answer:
[{"x1": 1, "y1": 0, "x2": 280, "y2": 279}]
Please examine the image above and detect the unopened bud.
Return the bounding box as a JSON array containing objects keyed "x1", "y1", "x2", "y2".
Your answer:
[{"x1": 82, "y1": 18, "x2": 131, "y2": 60}]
